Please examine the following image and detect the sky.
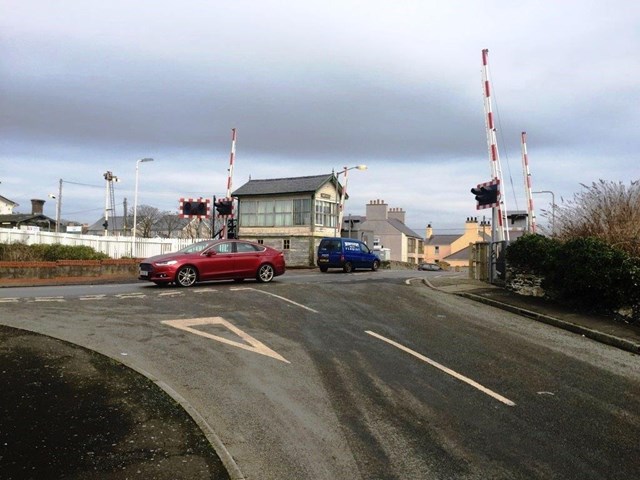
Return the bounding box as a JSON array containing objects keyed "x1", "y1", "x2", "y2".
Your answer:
[{"x1": 1, "y1": 0, "x2": 639, "y2": 235}]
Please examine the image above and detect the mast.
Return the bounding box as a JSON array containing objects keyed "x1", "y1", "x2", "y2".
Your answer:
[{"x1": 481, "y1": 49, "x2": 509, "y2": 242}]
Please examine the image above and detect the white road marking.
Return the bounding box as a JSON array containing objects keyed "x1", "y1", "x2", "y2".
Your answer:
[
  {"x1": 162, "y1": 317, "x2": 289, "y2": 363},
  {"x1": 366, "y1": 330, "x2": 516, "y2": 407},
  {"x1": 405, "y1": 278, "x2": 421, "y2": 285},
  {"x1": 0, "y1": 298, "x2": 19, "y2": 303},
  {"x1": 33, "y1": 296, "x2": 65, "y2": 303},
  {"x1": 241, "y1": 288, "x2": 319, "y2": 313},
  {"x1": 158, "y1": 291, "x2": 183, "y2": 297},
  {"x1": 79, "y1": 294, "x2": 107, "y2": 301},
  {"x1": 115, "y1": 293, "x2": 146, "y2": 299},
  {"x1": 194, "y1": 288, "x2": 217, "y2": 293}
]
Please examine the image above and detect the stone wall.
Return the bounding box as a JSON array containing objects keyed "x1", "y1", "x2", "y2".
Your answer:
[
  {"x1": 507, "y1": 272, "x2": 545, "y2": 297},
  {"x1": 0, "y1": 259, "x2": 139, "y2": 281}
]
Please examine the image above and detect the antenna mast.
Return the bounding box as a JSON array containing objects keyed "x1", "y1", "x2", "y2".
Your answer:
[
  {"x1": 520, "y1": 131, "x2": 536, "y2": 233},
  {"x1": 481, "y1": 49, "x2": 509, "y2": 242}
]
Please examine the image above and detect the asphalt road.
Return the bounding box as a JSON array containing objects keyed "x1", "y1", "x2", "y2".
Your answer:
[{"x1": 1, "y1": 270, "x2": 639, "y2": 479}]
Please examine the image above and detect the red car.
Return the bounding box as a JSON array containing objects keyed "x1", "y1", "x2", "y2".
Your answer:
[{"x1": 138, "y1": 239, "x2": 286, "y2": 287}]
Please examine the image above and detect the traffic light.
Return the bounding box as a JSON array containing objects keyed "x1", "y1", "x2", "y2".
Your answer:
[
  {"x1": 215, "y1": 199, "x2": 233, "y2": 216},
  {"x1": 471, "y1": 181, "x2": 499, "y2": 209},
  {"x1": 227, "y1": 219, "x2": 237, "y2": 239},
  {"x1": 180, "y1": 198, "x2": 209, "y2": 217}
]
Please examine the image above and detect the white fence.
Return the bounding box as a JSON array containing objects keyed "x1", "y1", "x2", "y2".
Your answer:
[{"x1": 0, "y1": 227, "x2": 201, "y2": 259}]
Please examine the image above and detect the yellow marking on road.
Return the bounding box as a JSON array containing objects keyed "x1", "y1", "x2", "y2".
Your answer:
[
  {"x1": 162, "y1": 317, "x2": 290, "y2": 363},
  {"x1": 366, "y1": 330, "x2": 516, "y2": 407}
]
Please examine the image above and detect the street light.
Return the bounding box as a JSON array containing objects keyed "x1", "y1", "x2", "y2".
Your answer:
[
  {"x1": 133, "y1": 158, "x2": 154, "y2": 255},
  {"x1": 336, "y1": 164, "x2": 367, "y2": 236},
  {"x1": 48, "y1": 193, "x2": 58, "y2": 233},
  {"x1": 532, "y1": 190, "x2": 555, "y2": 235}
]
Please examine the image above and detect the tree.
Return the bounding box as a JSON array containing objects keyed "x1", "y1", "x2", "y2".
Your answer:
[
  {"x1": 546, "y1": 180, "x2": 640, "y2": 257},
  {"x1": 132, "y1": 204, "x2": 162, "y2": 238}
]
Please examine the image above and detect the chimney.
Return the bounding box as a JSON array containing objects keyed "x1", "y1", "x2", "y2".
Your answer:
[
  {"x1": 366, "y1": 199, "x2": 388, "y2": 221},
  {"x1": 31, "y1": 199, "x2": 45, "y2": 215},
  {"x1": 388, "y1": 207, "x2": 406, "y2": 224},
  {"x1": 425, "y1": 223, "x2": 433, "y2": 239},
  {"x1": 464, "y1": 216, "x2": 478, "y2": 235}
]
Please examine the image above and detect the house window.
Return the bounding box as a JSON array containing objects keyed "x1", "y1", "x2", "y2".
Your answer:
[
  {"x1": 257, "y1": 239, "x2": 264, "y2": 244},
  {"x1": 283, "y1": 239, "x2": 290, "y2": 250},
  {"x1": 434, "y1": 246, "x2": 440, "y2": 256},
  {"x1": 239, "y1": 199, "x2": 311, "y2": 227},
  {"x1": 315, "y1": 200, "x2": 337, "y2": 227}
]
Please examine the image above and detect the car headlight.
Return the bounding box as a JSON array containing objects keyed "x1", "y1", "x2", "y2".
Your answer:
[{"x1": 155, "y1": 260, "x2": 178, "y2": 266}]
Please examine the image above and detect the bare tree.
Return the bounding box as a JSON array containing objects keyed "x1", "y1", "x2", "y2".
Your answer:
[
  {"x1": 156, "y1": 212, "x2": 185, "y2": 238},
  {"x1": 133, "y1": 204, "x2": 162, "y2": 238},
  {"x1": 546, "y1": 180, "x2": 640, "y2": 257}
]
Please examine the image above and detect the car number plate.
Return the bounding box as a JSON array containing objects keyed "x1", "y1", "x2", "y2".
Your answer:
[
  {"x1": 139, "y1": 269, "x2": 148, "y2": 277},
  {"x1": 318, "y1": 258, "x2": 328, "y2": 262}
]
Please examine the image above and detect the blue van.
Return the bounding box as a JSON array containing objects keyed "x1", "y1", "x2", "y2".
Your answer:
[{"x1": 317, "y1": 237, "x2": 380, "y2": 273}]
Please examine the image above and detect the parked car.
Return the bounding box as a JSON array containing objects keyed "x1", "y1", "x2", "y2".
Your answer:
[
  {"x1": 138, "y1": 239, "x2": 286, "y2": 287},
  {"x1": 418, "y1": 262, "x2": 442, "y2": 271},
  {"x1": 317, "y1": 237, "x2": 380, "y2": 273}
]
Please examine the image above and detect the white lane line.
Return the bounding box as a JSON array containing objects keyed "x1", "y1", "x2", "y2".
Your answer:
[
  {"x1": 115, "y1": 293, "x2": 146, "y2": 299},
  {"x1": 405, "y1": 278, "x2": 422, "y2": 285},
  {"x1": 0, "y1": 298, "x2": 19, "y2": 303},
  {"x1": 162, "y1": 317, "x2": 289, "y2": 363},
  {"x1": 243, "y1": 288, "x2": 319, "y2": 313},
  {"x1": 158, "y1": 291, "x2": 183, "y2": 297},
  {"x1": 33, "y1": 296, "x2": 65, "y2": 303},
  {"x1": 194, "y1": 288, "x2": 217, "y2": 294},
  {"x1": 79, "y1": 294, "x2": 107, "y2": 301},
  {"x1": 366, "y1": 330, "x2": 516, "y2": 407}
]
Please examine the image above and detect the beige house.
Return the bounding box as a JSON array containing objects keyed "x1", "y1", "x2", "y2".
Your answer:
[
  {"x1": 424, "y1": 217, "x2": 491, "y2": 268},
  {"x1": 356, "y1": 200, "x2": 424, "y2": 264},
  {"x1": 232, "y1": 173, "x2": 346, "y2": 266}
]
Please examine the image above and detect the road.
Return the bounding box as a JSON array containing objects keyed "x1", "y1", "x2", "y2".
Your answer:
[{"x1": 1, "y1": 269, "x2": 639, "y2": 479}]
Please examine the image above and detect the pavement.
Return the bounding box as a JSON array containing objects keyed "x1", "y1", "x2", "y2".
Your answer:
[{"x1": 1, "y1": 272, "x2": 639, "y2": 479}]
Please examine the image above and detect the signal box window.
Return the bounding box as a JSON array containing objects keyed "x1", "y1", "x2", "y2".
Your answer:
[{"x1": 283, "y1": 239, "x2": 290, "y2": 250}]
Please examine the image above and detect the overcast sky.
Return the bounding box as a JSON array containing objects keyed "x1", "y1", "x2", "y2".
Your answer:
[{"x1": 1, "y1": 0, "x2": 638, "y2": 234}]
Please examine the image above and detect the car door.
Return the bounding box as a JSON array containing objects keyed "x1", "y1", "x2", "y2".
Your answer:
[
  {"x1": 234, "y1": 241, "x2": 262, "y2": 277},
  {"x1": 198, "y1": 241, "x2": 236, "y2": 280}
]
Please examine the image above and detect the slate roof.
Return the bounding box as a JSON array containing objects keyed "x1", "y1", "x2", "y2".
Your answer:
[
  {"x1": 0, "y1": 195, "x2": 18, "y2": 207},
  {"x1": 387, "y1": 218, "x2": 423, "y2": 239},
  {"x1": 426, "y1": 234, "x2": 461, "y2": 245},
  {"x1": 232, "y1": 174, "x2": 338, "y2": 197}
]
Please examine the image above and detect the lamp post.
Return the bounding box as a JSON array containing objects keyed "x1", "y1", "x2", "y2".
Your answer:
[
  {"x1": 48, "y1": 193, "x2": 58, "y2": 233},
  {"x1": 133, "y1": 158, "x2": 154, "y2": 255},
  {"x1": 335, "y1": 164, "x2": 367, "y2": 237},
  {"x1": 532, "y1": 190, "x2": 555, "y2": 235}
]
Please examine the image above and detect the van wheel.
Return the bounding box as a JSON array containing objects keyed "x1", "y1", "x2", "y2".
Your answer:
[
  {"x1": 371, "y1": 260, "x2": 380, "y2": 271},
  {"x1": 319, "y1": 266, "x2": 328, "y2": 272},
  {"x1": 343, "y1": 262, "x2": 353, "y2": 273}
]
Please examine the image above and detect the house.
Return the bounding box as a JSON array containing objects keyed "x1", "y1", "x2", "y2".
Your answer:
[
  {"x1": 350, "y1": 200, "x2": 424, "y2": 264},
  {"x1": 424, "y1": 217, "x2": 492, "y2": 268},
  {"x1": 232, "y1": 173, "x2": 345, "y2": 266},
  {"x1": 424, "y1": 213, "x2": 528, "y2": 268},
  {"x1": 0, "y1": 199, "x2": 57, "y2": 231},
  {"x1": 0, "y1": 195, "x2": 19, "y2": 215}
]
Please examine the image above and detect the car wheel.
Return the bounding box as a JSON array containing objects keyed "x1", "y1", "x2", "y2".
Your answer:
[
  {"x1": 319, "y1": 266, "x2": 328, "y2": 272},
  {"x1": 176, "y1": 265, "x2": 197, "y2": 287},
  {"x1": 257, "y1": 263, "x2": 275, "y2": 283},
  {"x1": 343, "y1": 262, "x2": 353, "y2": 273},
  {"x1": 371, "y1": 260, "x2": 380, "y2": 271}
]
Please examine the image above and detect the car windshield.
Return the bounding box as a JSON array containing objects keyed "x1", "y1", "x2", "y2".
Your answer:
[{"x1": 178, "y1": 241, "x2": 215, "y2": 254}]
